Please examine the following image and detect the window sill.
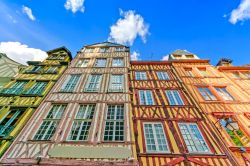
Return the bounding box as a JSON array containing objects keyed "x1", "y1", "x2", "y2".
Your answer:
[{"x1": 229, "y1": 146, "x2": 250, "y2": 152}]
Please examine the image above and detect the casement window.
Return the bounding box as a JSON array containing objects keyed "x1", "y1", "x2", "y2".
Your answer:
[
  {"x1": 46, "y1": 67, "x2": 57, "y2": 74},
  {"x1": 139, "y1": 90, "x2": 154, "y2": 105},
  {"x1": 85, "y1": 48, "x2": 94, "y2": 53},
  {"x1": 115, "y1": 47, "x2": 125, "y2": 52},
  {"x1": 68, "y1": 104, "x2": 95, "y2": 141},
  {"x1": 31, "y1": 66, "x2": 41, "y2": 72},
  {"x1": 185, "y1": 69, "x2": 194, "y2": 77},
  {"x1": 0, "y1": 109, "x2": 24, "y2": 137},
  {"x1": 112, "y1": 58, "x2": 124, "y2": 67},
  {"x1": 84, "y1": 74, "x2": 102, "y2": 92},
  {"x1": 61, "y1": 74, "x2": 80, "y2": 92},
  {"x1": 156, "y1": 72, "x2": 170, "y2": 80},
  {"x1": 199, "y1": 68, "x2": 209, "y2": 77},
  {"x1": 215, "y1": 87, "x2": 234, "y2": 101},
  {"x1": 135, "y1": 72, "x2": 147, "y2": 80},
  {"x1": 220, "y1": 118, "x2": 250, "y2": 147},
  {"x1": 34, "y1": 105, "x2": 66, "y2": 140},
  {"x1": 198, "y1": 87, "x2": 217, "y2": 101},
  {"x1": 94, "y1": 58, "x2": 107, "y2": 67},
  {"x1": 104, "y1": 105, "x2": 124, "y2": 141},
  {"x1": 244, "y1": 73, "x2": 250, "y2": 78},
  {"x1": 76, "y1": 59, "x2": 89, "y2": 67},
  {"x1": 109, "y1": 75, "x2": 124, "y2": 92},
  {"x1": 25, "y1": 82, "x2": 48, "y2": 95},
  {"x1": 178, "y1": 123, "x2": 210, "y2": 153},
  {"x1": 3, "y1": 81, "x2": 27, "y2": 95},
  {"x1": 99, "y1": 48, "x2": 109, "y2": 53},
  {"x1": 165, "y1": 90, "x2": 184, "y2": 105},
  {"x1": 143, "y1": 123, "x2": 169, "y2": 153}
]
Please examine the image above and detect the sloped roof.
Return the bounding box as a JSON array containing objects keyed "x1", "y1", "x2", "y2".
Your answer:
[
  {"x1": 171, "y1": 49, "x2": 194, "y2": 56},
  {"x1": 85, "y1": 42, "x2": 127, "y2": 47},
  {"x1": 47, "y1": 46, "x2": 72, "y2": 60}
]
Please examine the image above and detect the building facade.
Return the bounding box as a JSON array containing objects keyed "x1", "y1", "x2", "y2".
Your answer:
[
  {"x1": 130, "y1": 60, "x2": 236, "y2": 165},
  {"x1": 0, "y1": 53, "x2": 26, "y2": 88},
  {"x1": 0, "y1": 47, "x2": 71, "y2": 157},
  {"x1": 0, "y1": 42, "x2": 137, "y2": 165},
  {"x1": 171, "y1": 51, "x2": 250, "y2": 165}
]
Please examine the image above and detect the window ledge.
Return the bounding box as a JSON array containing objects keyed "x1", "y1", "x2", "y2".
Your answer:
[{"x1": 229, "y1": 146, "x2": 250, "y2": 152}]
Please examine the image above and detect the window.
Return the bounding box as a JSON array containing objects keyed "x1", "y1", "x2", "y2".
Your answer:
[
  {"x1": 99, "y1": 48, "x2": 109, "y2": 53},
  {"x1": 199, "y1": 68, "x2": 209, "y2": 77},
  {"x1": 186, "y1": 55, "x2": 194, "y2": 59},
  {"x1": 109, "y1": 75, "x2": 124, "y2": 92},
  {"x1": 25, "y1": 82, "x2": 48, "y2": 95},
  {"x1": 68, "y1": 104, "x2": 95, "y2": 141},
  {"x1": 198, "y1": 87, "x2": 217, "y2": 101},
  {"x1": 104, "y1": 105, "x2": 124, "y2": 141},
  {"x1": 94, "y1": 58, "x2": 106, "y2": 67},
  {"x1": 139, "y1": 90, "x2": 154, "y2": 105},
  {"x1": 244, "y1": 73, "x2": 250, "y2": 78},
  {"x1": 220, "y1": 118, "x2": 250, "y2": 147},
  {"x1": 34, "y1": 105, "x2": 66, "y2": 140},
  {"x1": 85, "y1": 48, "x2": 94, "y2": 53},
  {"x1": 0, "y1": 109, "x2": 24, "y2": 137},
  {"x1": 178, "y1": 123, "x2": 210, "y2": 153},
  {"x1": 144, "y1": 123, "x2": 169, "y2": 153},
  {"x1": 215, "y1": 87, "x2": 234, "y2": 101},
  {"x1": 46, "y1": 67, "x2": 57, "y2": 74},
  {"x1": 135, "y1": 72, "x2": 147, "y2": 80},
  {"x1": 233, "y1": 72, "x2": 240, "y2": 78},
  {"x1": 115, "y1": 47, "x2": 125, "y2": 52},
  {"x1": 31, "y1": 66, "x2": 41, "y2": 72},
  {"x1": 76, "y1": 59, "x2": 89, "y2": 67},
  {"x1": 185, "y1": 69, "x2": 194, "y2": 77},
  {"x1": 112, "y1": 58, "x2": 124, "y2": 67},
  {"x1": 2, "y1": 81, "x2": 27, "y2": 95},
  {"x1": 61, "y1": 75, "x2": 80, "y2": 92},
  {"x1": 156, "y1": 72, "x2": 170, "y2": 80},
  {"x1": 85, "y1": 74, "x2": 102, "y2": 92},
  {"x1": 165, "y1": 90, "x2": 184, "y2": 105}
]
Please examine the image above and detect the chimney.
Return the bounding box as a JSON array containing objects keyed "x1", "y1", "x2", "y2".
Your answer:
[{"x1": 216, "y1": 58, "x2": 233, "y2": 67}]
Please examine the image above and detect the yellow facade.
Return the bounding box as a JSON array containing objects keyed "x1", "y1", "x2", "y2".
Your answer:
[{"x1": 0, "y1": 47, "x2": 71, "y2": 157}]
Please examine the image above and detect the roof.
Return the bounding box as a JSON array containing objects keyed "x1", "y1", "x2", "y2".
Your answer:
[
  {"x1": 85, "y1": 41, "x2": 128, "y2": 48},
  {"x1": 171, "y1": 49, "x2": 194, "y2": 56},
  {"x1": 47, "y1": 46, "x2": 72, "y2": 60}
]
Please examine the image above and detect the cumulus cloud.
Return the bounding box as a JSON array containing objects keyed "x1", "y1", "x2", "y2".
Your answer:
[
  {"x1": 22, "y1": 6, "x2": 36, "y2": 21},
  {"x1": 64, "y1": 0, "x2": 85, "y2": 13},
  {"x1": 130, "y1": 51, "x2": 140, "y2": 61},
  {"x1": 108, "y1": 9, "x2": 149, "y2": 46},
  {"x1": 0, "y1": 42, "x2": 47, "y2": 65},
  {"x1": 161, "y1": 55, "x2": 169, "y2": 61},
  {"x1": 229, "y1": 0, "x2": 250, "y2": 24}
]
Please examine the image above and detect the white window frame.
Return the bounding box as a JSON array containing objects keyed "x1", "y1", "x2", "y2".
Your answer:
[
  {"x1": 178, "y1": 123, "x2": 211, "y2": 154},
  {"x1": 198, "y1": 87, "x2": 217, "y2": 101},
  {"x1": 109, "y1": 74, "x2": 124, "y2": 92},
  {"x1": 61, "y1": 74, "x2": 81, "y2": 92},
  {"x1": 139, "y1": 90, "x2": 155, "y2": 105},
  {"x1": 165, "y1": 90, "x2": 184, "y2": 105},
  {"x1": 135, "y1": 72, "x2": 147, "y2": 80},
  {"x1": 156, "y1": 71, "x2": 170, "y2": 80},
  {"x1": 84, "y1": 74, "x2": 102, "y2": 92},
  {"x1": 215, "y1": 87, "x2": 234, "y2": 101},
  {"x1": 94, "y1": 58, "x2": 107, "y2": 67},
  {"x1": 143, "y1": 122, "x2": 170, "y2": 153},
  {"x1": 76, "y1": 59, "x2": 89, "y2": 67},
  {"x1": 112, "y1": 58, "x2": 124, "y2": 67}
]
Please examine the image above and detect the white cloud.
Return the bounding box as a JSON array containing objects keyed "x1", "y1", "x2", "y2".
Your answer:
[
  {"x1": 229, "y1": 0, "x2": 250, "y2": 24},
  {"x1": 130, "y1": 51, "x2": 140, "y2": 61},
  {"x1": 108, "y1": 9, "x2": 149, "y2": 46},
  {"x1": 22, "y1": 6, "x2": 36, "y2": 21},
  {"x1": 64, "y1": 0, "x2": 85, "y2": 13},
  {"x1": 161, "y1": 55, "x2": 169, "y2": 61},
  {"x1": 0, "y1": 42, "x2": 47, "y2": 65}
]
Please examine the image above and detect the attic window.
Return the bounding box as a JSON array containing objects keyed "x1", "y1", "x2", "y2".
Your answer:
[
  {"x1": 186, "y1": 55, "x2": 194, "y2": 58},
  {"x1": 173, "y1": 54, "x2": 182, "y2": 58}
]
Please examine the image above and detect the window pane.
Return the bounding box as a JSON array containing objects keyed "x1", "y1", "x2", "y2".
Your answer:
[
  {"x1": 112, "y1": 58, "x2": 124, "y2": 67},
  {"x1": 139, "y1": 90, "x2": 154, "y2": 105},
  {"x1": 85, "y1": 75, "x2": 102, "y2": 92},
  {"x1": 198, "y1": 87, "x2": 216, "y2": 101},
  {"x1": 25, "y1": 82, "x2": 48, "y2": 95},
  {"x1": 166, "y1": 90, "x2": 184, "y2": 105},
  {"x1": 135, "y1": 72, "x2": 147, "y2": 80},
  {"x1": 61, "y1": 75, "x2": 80, "y2": 92},
  {"x1": 109, "y1": 75, "x2": 123, "y2": 92},
  {"x1": 157, "y1": 72, "x2": 170, "y2": 80},
  {"x1": 95, "y1": 59, "x2": 106, "y2": 67},
  {"x1": 215, "y1": 87, "x2": 234, "y2": 101},
  {"x1": 2, "y1": 81, "x2": 27, "y2": 95}
]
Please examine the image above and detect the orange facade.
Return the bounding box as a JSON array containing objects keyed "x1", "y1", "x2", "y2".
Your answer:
[
  {"x1": 172, "y1": 59, "x2": 250, "y2": 165},
  {"x1": 130, "y1": 61, "x2": 236, "y2": 166}
]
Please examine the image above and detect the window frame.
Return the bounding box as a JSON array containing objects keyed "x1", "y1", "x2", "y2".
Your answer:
[
  {"x1": 165, "y1": 90, "x2": 185, "y2": 105},
  {"x1": 138, "y1": 90, "x2": 155, "y2": 105},
  {"x1": 94, "y1": 58, "x2": 107, "y2": 67},
  {"x1": 135, "y1": 71, "x2": 147, "y2": 80},
  {"x1": 24, "y1": 81, "x2": 48, "y2": 95},
  {"x1": 143, "y1": 122, "x2": 170, "y2": 153},
  {"x1": 214, "y1": 87, "x2": 234, "y2": 101},
  {"x1": 112, "y1": 58, "x2": 124, "y2": 67},
  {"x1": 109, "y1": 74, "x2": 124, "y2": 92},
  {"x1": 61, "y1": 74, "x2": 81, "y2": 92},
  {"x1": 156, "y1": 71, "x2": 170, "y2": 80},
  {"x1": 76, "y1": 59, "x2": 90, "y2": 67},
  {"x1": 197, "y1": 87, "x2": 217, "y2": 101},
  {"x1": 84, "y1": 74, "x2": 102, "y2": 92}
]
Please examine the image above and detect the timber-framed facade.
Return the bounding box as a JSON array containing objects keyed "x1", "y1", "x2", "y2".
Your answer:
[
  {"x1": 0, "y1": 47, "x2": 72, "y2": 158},
  {"x1": 130, "y1": 60, "x2": 237, "y2": 165},
  {"x1": 0, "y1": 42, "x2": 137, "y2": 165}
]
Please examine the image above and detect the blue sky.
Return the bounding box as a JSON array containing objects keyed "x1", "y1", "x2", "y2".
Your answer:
[{"x1": 0, "y1": 0, "x2": 250, "y2": 65}]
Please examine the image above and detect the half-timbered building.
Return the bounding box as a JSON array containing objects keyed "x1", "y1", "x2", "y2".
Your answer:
[
  {"x1": 0, "y1": 42, "x2": 137, "y2": 165},
  {"x1": 130, "y1": 59, "x2": 237, "y2": 165},
  {"x1": 0, "y1": 47, "x2": 71, "y2": 157},
  {"x1": 171, "y1": 50, "x2": 250, "y2": 165}
]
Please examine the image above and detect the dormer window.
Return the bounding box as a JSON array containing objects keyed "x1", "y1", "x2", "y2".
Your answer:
[
  {"x1": 186, "y1": 55, "x2": 194, "y2": 59},
  {"x1": 173, "y1": 54, "x2": 182, "y2": 59}
]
